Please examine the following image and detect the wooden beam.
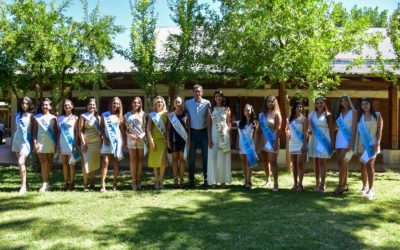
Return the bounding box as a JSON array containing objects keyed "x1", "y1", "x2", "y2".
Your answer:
[{"x1": 389, "y1": 84, "x2": 399, "y2": 149}]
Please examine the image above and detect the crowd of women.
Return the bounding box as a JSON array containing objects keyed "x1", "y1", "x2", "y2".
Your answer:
[{"x1": 11, "y1": 84, "x2": 383, "y2": 200}]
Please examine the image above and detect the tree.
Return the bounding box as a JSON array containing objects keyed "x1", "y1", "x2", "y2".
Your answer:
[
  {"x1": 162, "y1": 0, "x2": 207, "y2": 100},
  {"x1": 331, "y1": 3, "x2": 388, "y2": 28},
  {"x1": 389, "y1": 7, "x2": 400, "y2": 71},
  {"x1": 0, "y1": 0, "x2": 123, "y2": 108},
  {"x1": 128, "y1": 0, "x2": 159, "y2": 110}
]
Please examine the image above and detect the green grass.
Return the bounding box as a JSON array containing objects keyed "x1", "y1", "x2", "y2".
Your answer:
[{"x1": 0, "y1": 165, "x2": 399, "y2": 250}]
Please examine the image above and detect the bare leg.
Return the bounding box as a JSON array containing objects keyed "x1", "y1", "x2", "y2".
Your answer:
[
  {"x1": 319, "y1": 158, "x2": 327, "y2": 192},
  {"x1": 129, "y1": 149, "x2": 137, "y2": 186},
  {"x1": 178, "y1": 151, "x2": 185, "y2": 187},
  {"x1": 260, "y1": 151, "x2": 272, "y2": 184},
  {"x1": 61, "y1": 155, "x2": 69, "y2": 188},
  {"x1": 297, "y1": 153, "x2": 305, "y2": 191},
  {"x1": 290, "y1": 154, "x2": 298, "y2": 188},
  {"x1": 17, "y1": 153, "x2": 28, "y2": 193},
  {"x1": 100, "y1": 154, "x2": 110, "y2": 191},
  {"x1": 240, "y1": 154, "x2": 248, "y2": 185},
  {"x1": 313, "y1": 158, "x2": 320, "y2": 189},
  {"x1": 268, "y1": 152, "x2": 279, "y2": 190},
  {"x1": 172, "y1": 152, "x2": 179, "y2": 187},
  {"x1": 366, "y1": 158, "x2": 376, "y2": 190},
  {"x1": 137, "y1": 149, "x2": 144, "y2": 188},
  {"x1": 113, "y1": 157, "x2": 119, "y2": 189}
]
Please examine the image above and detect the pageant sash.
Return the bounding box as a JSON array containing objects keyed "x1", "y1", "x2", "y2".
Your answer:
[
  {"x1": 59, "y1": 116, "x2": 81, "y2": 163},
  {"x1": 211, "y1": 109, "x2": 231, "y2": 153},
  {"x1": 103, "y1": 112, "x2": 124, "y2": 161},
  {"x1": 310, "y1": 113, "x2": 332, "y2": 156},
  {"x1": 35, "y1": 113, "x2": 56, "y2": 145},
  {"x1": 124, "y1": 112, "x2": 148, "y2": 156},
  {"x1": 149, "y1": 112, "x2": 167, "y2": 138},
  {"x1": 259, "y1": 113, "x2": 276, "y2": 151},
  {"x1": 358, "y1": 115, "x2": 376, "y2": 163},
  {"x1": 16, "y1": 113, "x2": 32, "y2": 155},
  {"x1": 289, "y1": 119, "x2": 309, "y2": 161},
  {"x1": 168, "y1": 113, "x2": 189, "y2": 160},
  {"x1": 238, "y1": 125, "x2": 258, "y2": 168},
  {"x1": 336, "y1": 115, "x2": 352, "y2": 144},
  {"x1": 82, "y1": 112, "x2": 99, "y2": 132}
]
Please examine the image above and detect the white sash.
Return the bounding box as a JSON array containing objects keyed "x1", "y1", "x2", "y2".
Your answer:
[
  {"x1": 82, "y1": 112, "x2": 99, "y2": 132},
  {"x1": 168, "y1": 112, "x2": 188, "y2": 160},
  {"x1": 125, "y1": 112, "x2": 147, "y2": 156},
  {"x1": 149, "y1": 112, "x2": 167, "y2": 138},
  {"x1": 211, "y1": 108, "x2": 230, "y2": 153},
  {"x1": 103, "y1": 111, "x2": 124, "y2": 161}
]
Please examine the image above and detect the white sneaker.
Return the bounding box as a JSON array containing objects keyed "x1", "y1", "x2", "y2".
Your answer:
[
  {"x1": 365, "y1": 189, "x2": 375, "y2": 201},
  {"x1": 18, "y1": 185, "x2": 27, "y2": 195},
  {"x1": 39, "y1": 182, "x2": 51, "y2": 193},
  {"x1": 359, "y1": 186, "x2": 368, "y2": 196}
]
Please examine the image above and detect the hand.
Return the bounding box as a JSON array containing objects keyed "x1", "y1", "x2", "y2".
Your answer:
[
  {"x1": 285, "y1": 130, "x2": 291, "y2": 139},
  {"x1": 301, "y1": 145, "x2": 307, "y2": 153},
  {"x1": 208, "y1": 140, "x2": 213, "y2": 148},
  {"x1": 167, "y1": 141, "x2": 171, "y2": 150},
  {"x1": 34, "y1": 143, "x2": 39, "y2": 153},
  {"x1": 373, "y1": 144, "x2": 379, "y2": 153},
  {"x1": 82, "y1": 143, "x2": 88, "y2": 153},
  {"x1": 150, "y1": 140, "x2": 156, "y2": 150},
  {"x1": 128, "y1": 134, "x2": 136, "y2": 141}
]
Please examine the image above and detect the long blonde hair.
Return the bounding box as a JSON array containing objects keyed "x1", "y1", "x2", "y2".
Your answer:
[
  {"x1": 109, "y1": 97, "x2": 124, "y2": 122},
  {"x1": 262, "y1": 95, "x2": 280, "y2": 115},
  {"x1": 153, "y1": 96, "x2": 167, "y2": 112}
]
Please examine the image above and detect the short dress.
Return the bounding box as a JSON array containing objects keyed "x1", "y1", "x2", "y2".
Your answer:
[
  {"x1": 168, "y1": 113, "x2": 187, "y2": 152},
  {"x1": 81, "y1": 113, "x2": 101, "y2": 173},
  {"x1": 125, "y1": 111, "x2": 146, "y2": 149},
  {"x1": 148, "y1": 112, "x2": 168, "y2": 168},
  {"x1": 308, "y1": 111, "x2": 332, "y2": 159},
  {"x1": 257, "y1": 112, "x2": 280, "y2": 153},
  {"x1": 356, "y1": 112, "x2": 381, "y2": 155},
  {"x1": 34, "y1": 113, "x2": 57, "y2": 154},
  {"x1": 288, "y1": 117, "x2": 306, "y2": 154},
  {"x1": 12, "y1": 112, "x2": 33, "y2": 156},
  {"x1": 335, "y1": 110, "x2": 353, "y2": 149},
  {"x1": 58, "y1": 115, "x2": 78, "y2": 155},
  {"x1": 101, "y1": 114, "x2": 124, "y2": 155},
  {"x1": 237, "y1": 121, "x2": 255, "y2": 155}
]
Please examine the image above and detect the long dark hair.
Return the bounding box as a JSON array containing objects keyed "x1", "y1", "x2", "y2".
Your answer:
[
  {"x1": 335, "y1": 95, "x2": 355, "y2": 120},
  {"x1": 288, "y1": 100, "x2": 304, "y2": 123},
  {"x1": 37, "y1": 98, "x2": 53, "y2": 114},
  {"x1": 359, "y1": 97, "x2": 378, "y2": 121},
  {"x1": 17, "y1": 96, "x2": 35, "y2": 116},
  {"x1": 61, "y1": 99, "x2": 75, "y2": 116},
  {"x1": 239, "y1": 104, "x2": 256, "y2": 129},
  {"x1": 211, "y1": 90, "x2": 227, "y2": 111}
]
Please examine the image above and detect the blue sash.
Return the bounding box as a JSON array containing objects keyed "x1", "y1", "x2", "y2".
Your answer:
[
  {"x1": 59, "y1": 116, "x2": 81, "y2": 163},
  {"x1": 358, "y1": 116, "x2": 375, "y2": 158},
  {"x1": 35, "y1": 113, "x2": 56, "y2": 145},
  {"x1": 16, "y1": 113, "x2": 32, "y2": 155},
  {"x1": 238, "y1": 125, "x2": 258, "y2": 168},
  {"x1": 149, "y1": 112, "x2": 167, "y2": 137},
  {"x1": 82, "y1": 112, "x2": 99, "y2": 132},
  {"x1": 336, "y1": 115, "x2": 352, "y2": 144},
  {"x1": 310, "y1": 113, "x2": 332, "y2": 156},
  {"x1": 103, "y1": 111, "x2": 123, "y2": 160},
  {"x1": 259, "y1": 113, "x2": 276, "y2": 151},
  {"x1": 289, "y1": 120, "x2": 308, "y2": 161}
]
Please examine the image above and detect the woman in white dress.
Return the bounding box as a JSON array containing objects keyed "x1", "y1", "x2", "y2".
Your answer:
[
  {"x1": 207, "y1": 90, "x2": 232, "y2": 188},
  {"x1": 308, "y1": 97, "x2": 335, "y2": 192},
  {"x1": 125, "y1": 97, "x2": 147, "y2": 190},
  {"x1": 256, "y1": 95, "x2": 282, "y2": 191},
  {"x1": 12, "y1": 96, "x2": 34, "y2": 194},
  {"x1": 32, "y1": 98, "x2": 58, "y2": 192},
  {"x1": 58, "y1": 100, "x2": 79, "y2": 191},
  {"x1": 79, "y1": 98, "x2": 101, "y2": 192},
  {"x1": 100, "y1": 97, "x2": 125, "y2": 192},
  {"x1": 236, "y1": 104, "x2": 258, "y2": 189},
  {"x1": 285, "y1": 100, "x2": 308, "y2": 192},
  {"x1": 334, "y1": 95, "x2": 357, "y2": 195},
  {"x1": 356, "y1": 98, "x2": 383, "y2": 200}
]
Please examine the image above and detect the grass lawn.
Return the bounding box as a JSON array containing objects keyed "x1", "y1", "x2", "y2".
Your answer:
[{"x1": 0, "y1": 165, "x2": 399, "y2": 249}]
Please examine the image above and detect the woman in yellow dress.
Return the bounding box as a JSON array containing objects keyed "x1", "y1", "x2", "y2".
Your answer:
[{"x1": 147, "y1": 96, "x2": 169, "y2": 189}]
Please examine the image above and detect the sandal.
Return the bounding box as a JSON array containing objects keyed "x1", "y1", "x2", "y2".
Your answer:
[
  {"x1": 83, "y1": 184, "x2": 89, "y2": 192},
  {"x1": 63, "y1": 182, "x2": 69, "y2": 191},
  {"x1": 296, "y1": 184, "x2": 304, "y2": 192},
  {"x1": 333, "y1": 185, "x2": 344, "y2": 195},
  {"x1": 68, "y1": 182, "x2": 75, "y2": 191},
  {"x1": 173, "y1": 177, "x2": 179, "y2": 189}
]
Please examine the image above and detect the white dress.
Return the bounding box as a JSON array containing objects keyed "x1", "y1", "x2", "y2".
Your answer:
[
  {"x1": 101, "y1": 114, "x2": 123, "y2": 155},
  {"x1": 237, "y1": 122, "x2": 255, "y2": 155},
  {"x1": 12, "y1": 112, "x2": 32, "y2": 156},
  {"x1": 35, "y1": 113, "x2": 57, "y2": 153},
  {"x1": 308, "y1": 112, "x2": 331, "y2": 159},
  {"x1": 207, "y1": 107, "x2": 231, "y2": 185},
  {"x1": 335, "y1": 110, "x2": 353, "y2": 149},
  {"x1": 288, "y1": 117, "x2": 305, "y2": 154},
  {"x1": 58, "y1": 115, "x2": 78, "y2": 155}
]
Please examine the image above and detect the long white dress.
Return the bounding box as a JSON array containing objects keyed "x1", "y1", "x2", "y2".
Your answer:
[
  {"x1": 81, "y1": 113, "x2": 101, "y2": 173},
  {"x1": 207, "y1": 107, "x2": 231, "y2": 185},
  {"x1": 335, "y1": 110, "x2": 353, "y2": 149},
  {"x1": 35, "y1": 113, "x2": 57, "y2": 154},
  {"x1": 308, "y1": 111, "x2": 331, "y2": 159},
  {"x1": 58, "y1": 115, "x2": 78, "y2": 155},
  {"x1": 12, "y1": 112, "x2": 32, "y2": 156}
]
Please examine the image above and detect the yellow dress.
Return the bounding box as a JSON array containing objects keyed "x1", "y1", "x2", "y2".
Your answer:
[
  {"x1": 82, "y1": 114, "x2": 101, "y2": 173},
  {"x1": 148, "y1": 112, "x2": 168, "y2": 168}
]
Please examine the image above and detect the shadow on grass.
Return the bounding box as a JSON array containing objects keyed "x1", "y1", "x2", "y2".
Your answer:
[{"x1": 92, "y1": 186, "x2": 398, "y2": 249}]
